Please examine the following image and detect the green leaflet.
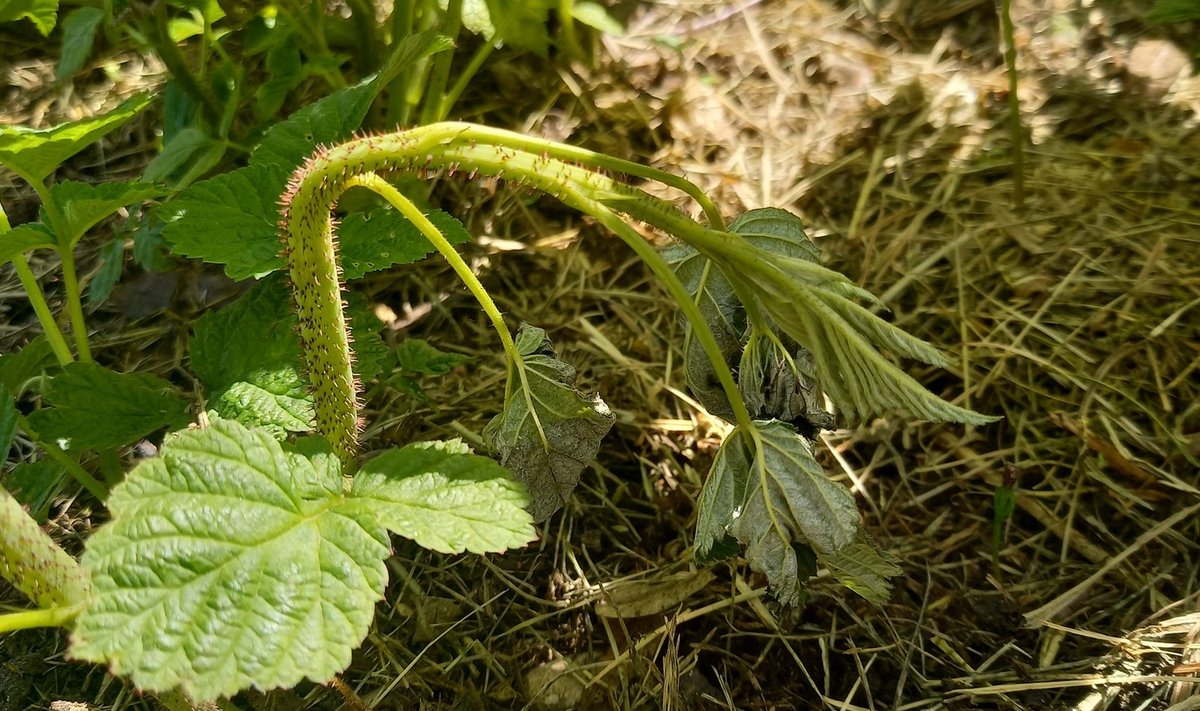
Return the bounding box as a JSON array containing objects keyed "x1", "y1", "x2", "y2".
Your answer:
[
  {"x1": 0, "y1": 93, "x2": 152, "y2": 183},
  {"x1": 71, "y1": 420, "x2": 533, "y2": 700},
  {"x1": 484, "y1": 325, "x2": 614, "y2": 521},
  {"x1": 0, "y1": 335, "x2": 56, "y2": 395},
  {"x1": 0, "y1": 222, "x2": 55, "y2": 264},
  {"x1": 680, "y1": 207, "x2": 996, "y2": 426},
  {"x1": 699, "y1": 421, "x2": 900, "y2": 605},
  {"x1": 55, "y1": 6, "x2": 103, "y2": 80},
  {"x1": 44, "y1": 179, "x2": 164, "y2": 249},
  {"x1": 26, "y1": 362, "x2": 191, "y2": 452}
]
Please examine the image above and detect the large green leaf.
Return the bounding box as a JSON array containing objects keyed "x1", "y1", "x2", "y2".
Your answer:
[
  {"x1": 484, "y1": 325, "x2": 614, "y2": 521},
  {"x1": 158, "y1": 164, "x2": 288, "y2": 280},
  {"x1": 71, "y1": 420, "x2": 534, "y2": 700},
  {"x1": 45, "y1": 179, "x2": 164, "y2": 248},
  {"x1": 26, "y1": 362, "x2": 191, "y2": 452},
  {"x1": 0, "y1": 335, "x2": 56, "y2": 395},
  {"x1": 0, "y1": 93, "x2": 153, "y2": 183}
]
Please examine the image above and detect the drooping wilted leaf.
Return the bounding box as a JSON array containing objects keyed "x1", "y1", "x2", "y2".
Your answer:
[
  {"x1": 693, "y1": 427, "x2": 753, "y2": 565},
  {"x1": 483, "y1": 325, "x2": 614, "y2": 521},
  {"x1": 726, "y1": 421, "x2": 900, "y2": 605},
  {"x1": 739, "y1": 328, "x2": 834, "y2": 435}
]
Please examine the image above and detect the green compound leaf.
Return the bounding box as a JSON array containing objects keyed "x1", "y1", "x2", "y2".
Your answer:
[
  {"x1": 70, "y1": 420, "x2": 389, "y2": 700},
  {"x1": 721, "y1": 421, "x2": 900, "y2": 605},
  {"x1": 0, "y1": 93, "x2": 152, "y2": 183},
  {"x1": 0, "y1": 222, "x2": 55, "y2": 264},
  {"x1": 71, "y1": 420, "x2": 533, "y2": 700},
  {"x1": 0, "y1": 0, "x2": 59, "y2": 35},
  {"x1": 45, "y1": 179, "x2": 164, "y2": 249},
  {"x1": 26, "y1": 362, "x2": 190, "y2": 452},
  {"x1": 339, "y1": 208, "x2": 472, "y2": 280},
  {"x1": 350, "y1": 440, "x2": 536, "y2": 554},
  {"x1": 484, "y1": 325, "x2": 614, "y2": 521},
  {"x1": 159, "y1": 164, "x2": 288, "y2": 280}
]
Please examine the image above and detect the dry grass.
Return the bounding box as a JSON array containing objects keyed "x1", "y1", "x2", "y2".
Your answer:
[{"x1": 2, "y1": 1, "x2": 1200, "y2": 709}]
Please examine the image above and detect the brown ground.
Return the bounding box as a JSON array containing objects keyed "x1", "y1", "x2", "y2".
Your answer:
[{"x1": 2, "y1": 1, "x2": 1200, "y2": 709}]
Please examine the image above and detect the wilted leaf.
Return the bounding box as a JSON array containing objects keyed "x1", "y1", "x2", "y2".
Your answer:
[
  {"x1": 484, "y1": 325, "x2": 614, "y2": 521},
  {"x1": 727, "y1": 421, "x2": 900, "y2": 605}
]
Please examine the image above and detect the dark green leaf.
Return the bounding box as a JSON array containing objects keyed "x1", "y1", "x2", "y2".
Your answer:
[
  {"x1": 250, "y1": 76, "x2": 380, "y2": 171},
  {"x1": 0, "y1": 335, "x2": 56, "y2": 395},
  {"x1": 693, "y1": 428, "x2": 752, "y2": 565},
  {"x1": 0, "y1": 388, "x2": 17, "y2": 461},
  {"x1": 483, "y1": 325, "x2": 614, "y2": 521},
  {"x1": 55, "y1": 6, "x2": 103, "y2": 80},
  {"x1": 143, "y1": 127, "x2": 226, "y2": 188},
  {"x1": 159, "y1": 164, "x2": 288, "y2": 280},
  {"x1": 0, "y1": 93, "x2": 153, "y2": 183},
  {"x1": 86, "y1": 239, "x2": 124, "y2": 306},
  {"x1": 2, "y1": 459, "x2": 67, "y2": 522},
  {"x1": 27, "y1": 362, "x2": 191, "y2": 451},
  {"x1": 339, "y1": 208, "x2": 471, "y2": 280},
  {"x1": 394, "y1": 338, "x2": 471, "y2": 376}
]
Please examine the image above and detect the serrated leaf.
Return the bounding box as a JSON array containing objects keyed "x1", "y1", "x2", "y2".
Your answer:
[
  {"x1": 339, "y1": 208, "x2": 472, "y2": 280},
  {"x1": 0, "y1": 93, "x2": 152, "y2": 183},
  {"x1": 483, "y1": 325, "x2": 614, "y2": 521},
  {"x1": 739, "y1": 328, "x2": 834, "y2": 434},
  {"x1": 71, "y1": 420, "x2": 533, "y2": 700},
  {"x1": 26, "y1": 362, "x2": 191, "y2": 451},
  {"x1": 350, "y1": 440, "x2": 536, "y2": 553},
  {"x1": 0, "y1": 335, "x2": 56, "y2": 395},
  {"x1": 693, "y1": 428, "x2": 752, "y2": 565},
  {"x1": 727, "y1": 421, "x2": 900, "y2": 605},
  {"x1": 86, "y1": 238, "x2": 124, "y2": 306},
  {"x1": 0, "y1": 222, "x2": 55, "y2": 264},
  {"x1": 191, "y1": 278, "x2": 312, "y2": 435},
  {"x1": 70, "y1": 419, "x2": 390, "y2": 699},
  {"x1": 672, "y1": 207, "x2": 995, "y2": 426},
  {"x1": 159, "y1": 164, "x2": 288, "y2": 280},
  {"x1": 55, "y1": 6, "x2": 103, "y2": 80},
  {"x1": 46, "y1": 179, "x2": 162, "y2": 248},
  {"x1": 0, "y1": 0, "x2": 58, "y2": 35}
]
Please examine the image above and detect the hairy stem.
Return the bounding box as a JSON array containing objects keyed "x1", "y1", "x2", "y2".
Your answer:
[{"x1": 0, "y1": 487, "x2": 91, "y2": 611}]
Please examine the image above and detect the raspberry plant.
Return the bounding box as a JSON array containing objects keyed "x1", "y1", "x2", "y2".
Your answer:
[{"x1": 0, "y1": 67, "x2": 994, "y2": 703}]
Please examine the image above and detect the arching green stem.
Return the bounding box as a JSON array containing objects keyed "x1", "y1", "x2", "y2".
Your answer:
[
  {"x1": 343, "y1": 172, "x2": 533, "y2": 403},
  {"x1": 10, "y1": 257, "x2": 74, "y2": 366}
]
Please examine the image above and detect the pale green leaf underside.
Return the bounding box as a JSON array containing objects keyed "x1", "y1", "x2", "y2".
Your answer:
[
  {"x1": 72, "y1": 421, "x2": 534, "y2": 700},
  {"x1": 0, "y1": 93, "x2": 152, "y2": 183},
  {"x1": 484, "y1": 325, "x2": 614, "y2": 521}
]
